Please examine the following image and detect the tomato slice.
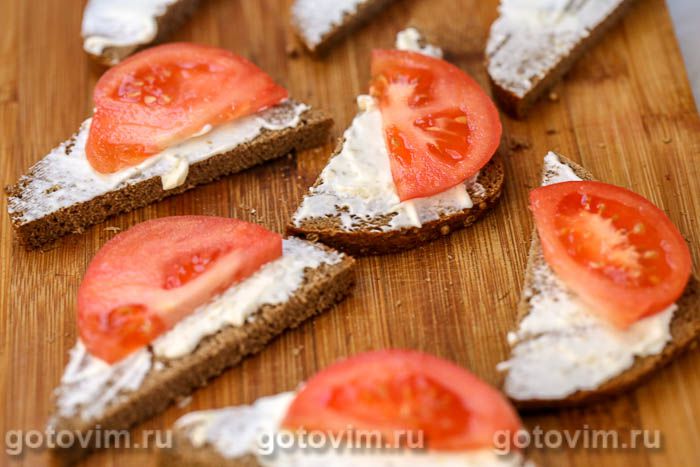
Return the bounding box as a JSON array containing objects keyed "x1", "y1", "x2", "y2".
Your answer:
[
  {"x1": 531, "y1": 181, "x2": 691, "y2": 328},
  {"x1": 77, "y1": 216, "x2": 282, "y2": 363},
  {"x1": 86, "y1": 43, "x2": 288, "y2": 173},
  {"x1": 281, "y1": 350, "x2": 522, "y2": 451},
  {"x1": 370, "y1": 50, "x2": 501, "y2": 201}
]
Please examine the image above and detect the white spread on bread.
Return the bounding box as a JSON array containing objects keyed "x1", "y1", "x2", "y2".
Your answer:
[
  {"x1": 82, "y1": 0, "x2": 178, "y2": 63},
  {"x1": 8, "y1": 101, "x2": 308, "y2": 225},
  {"x1": 51, "y1": 238, "x2": 342, "y2": 422},
  {"x1": 497, "y1": 152, "x2": 676, "y2": 401},
  {"x1": 175, "y1": 392, "x2": 525, "y2": 466},
  {"x1": 486, "y1": 0, "x2": 624, "y2": 97},
  {"x1": 292, "y1": 30, "x2": 483, "y2": 232},
  {"x1": 53, "y1": 342, "x2": 152, "y2": 422},
  {"x1": 395, "y1": 27, "x2": 444, "y2": 58},
  {"x1": 291, "y1": 0, "x2": 370, "y2": 48},
  {"x1": 152, "y1": 238, "x2": 342, "y2": 359}
]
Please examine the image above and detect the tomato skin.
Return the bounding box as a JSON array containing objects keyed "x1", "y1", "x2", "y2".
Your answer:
[
  {"x1": 281, "y1": 350, "x2": 522, "y2": 451},
  {"x1": 370, "y1": 49, "x2": 502, "y2": 201},
  {"x1": 530, "y1": 181, "x2": 691, "y2": 328},
  {"x1": 77, "y1": 216, "x2": 282, "y2": 363},
  {"x1": 86, "y1": 43, "x2": 288, "y2": 173}
]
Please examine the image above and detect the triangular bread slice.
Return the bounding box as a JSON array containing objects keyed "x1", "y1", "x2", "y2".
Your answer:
[
  {"x1": 287, "y1": 149, "x2": 504, "y2": 256},
  {"x1": 287, "y1": 110, "x2": 504, "y2": 256},
  {"x1": 47, "y1": 238, "x2": 354, "y2": 464},
  {"x1": 82, "y1": 0, "x2": 202, "y2": 65},
  {"x1": 290, "y1": 0, "x2": 397, "y2": 54},
  {"x1": 485, "y1": 0, "x2": 636, "y2": 118},
  {"x1": 288, "y1": 28, "x2": 504, "y2": 255},
  {"x1": 499, "y1": 153, "x2": 700, "y2": 409},
  {"x1": 6, "y1": 101, "x2": 332, "y2": 250}
]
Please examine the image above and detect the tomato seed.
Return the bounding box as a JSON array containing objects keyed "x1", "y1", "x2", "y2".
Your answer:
[{"x1": 633, "y1": 223, "x2": 646, "y2": 234}]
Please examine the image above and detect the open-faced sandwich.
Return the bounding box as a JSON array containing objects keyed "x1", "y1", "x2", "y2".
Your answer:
[
  {"x1": 498, "y1": 152, "x2": 699, "y2": 408},
  {"x1": 288, "y1": 29, "x2": 504, "y2": 255},
  {"x1": 486, "y1": 0, "x2": 637, "y2": 117},
  {"x1": 163, "y1": 349, "x2": 528, "y2": 466},
  {"x1": 82, "y1": 0, "x2": 202, "y2": 65},
  {"x1": 6, "y1": 43, "x2": 332, "y2": 250},
  {"x1": 47, "y1": 216, "x2": 355, "y2": 463},
  {"x1": 290, "y1": 0, "x2": 397, "y2": 55}
]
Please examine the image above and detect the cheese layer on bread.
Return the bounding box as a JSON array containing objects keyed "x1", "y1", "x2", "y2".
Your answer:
[
  {"x1": 82, "y1": 0, "x2": 178, "y2": 63},
  {"x1": 291, "y1": 0, "x2": 369, "y2": 49},
  {"x1": 497, "y1": 152, "x2": 676, "y2": 401},
  {"x1": 486, "y1": 0, "x2": 625, "y2": 98}
]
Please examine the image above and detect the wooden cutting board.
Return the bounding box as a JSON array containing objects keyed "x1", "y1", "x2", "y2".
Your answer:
[{"x1": 1, "y1": 0, "x2": 699, "y2": 465}]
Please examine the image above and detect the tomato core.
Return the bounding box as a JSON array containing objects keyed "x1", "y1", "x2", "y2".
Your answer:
[{"x1": 555, "y1": 192, "x2": 671, "y2": 288}]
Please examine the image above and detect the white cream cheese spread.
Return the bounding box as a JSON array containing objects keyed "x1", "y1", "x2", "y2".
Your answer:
[
  {"x1": 152, "y1": 238, "x2": 342, "y2": 359},
  {"x1": 8, "y1": 101, "x2": 308, "y2": 225},
  {"x1": 291, "y1": 0, "x2": 369, "y2": 48},
  {"x1": 52, "y1": 238, "x2": 342, "y2": 422},
  {"x1": 53, "y1": 342, "x2": 152, "y2": 422},
  {"x1": 486, "y1": 0, "x2": 624, "y2": 97},
  {"x1": 497, "y1": 152, "x2": 676, "y2": 401},
  {"x1": 176, "y1": 391, "x2": 525, "y2": 466},
  {"x1": 82, "y1": 0, "x2": 178, "y2": 63},
  {"x1": 292, "y1": 30, "x2": 482, "y2": 232},
  {"x1": 395, "y1": 27, "x2": 444, "y2": 58}
]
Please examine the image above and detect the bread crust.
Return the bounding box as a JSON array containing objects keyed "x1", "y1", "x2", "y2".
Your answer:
[
  {"x1": 48, "y1": 248, "x2": 355, "y2": 465},
  {"x1": 287, "y1": 154, "x2": 505, "y2": 256},
  {"x1": 6, "y1": 108, "x2": 333, "y2": 250},
  {"x1": 505, "y1": 155, "x2": 700, "y2": 410},
  {"x1": 487, "y1": 0, "x2": 637, "y2": 118},
  {"x1": 84, "y1": 0, "x2": 202, "y2": 66},
  {"x1": 291, "y1": 0, "x2": 397, "y2": 55}
]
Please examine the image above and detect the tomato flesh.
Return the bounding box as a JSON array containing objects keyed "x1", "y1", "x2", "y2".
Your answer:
[
  {"x1": 86, "y1": 43, "x2": 288, "y2": 173},
  {"x1": 370, "y1": 50, "x2": 501, "y2": 201},
  {"x1": 281, "y1": 350, "x2": 522, "y2": 451},
  {"x1": 531, "y1": 181, "x2": 691, "y2": 327},
  {"x1": 78, "y1": 216, "x2": 282, "y2": 363}
]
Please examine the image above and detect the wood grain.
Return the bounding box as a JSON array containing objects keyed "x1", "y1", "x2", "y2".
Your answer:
[{"x1": 1, "y1": 0, "x2": 699, "y2": 465}]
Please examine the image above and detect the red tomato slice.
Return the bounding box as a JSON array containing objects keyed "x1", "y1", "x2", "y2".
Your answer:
[
  {"x1": 281, "y1": 350, "x2": 522, "y2": 451},
  {"x1": 531, "y1": 181, "x2": 691, "y2": 328},
  {"x1": 86, "y1": 43, "x2": 288, "y2": 174},
  {"x1": 370, "y1": 50, "x2": 502, "y2": 201},
  {"x1": 77, "y1": 216, "x2": 282, "y2": 363}
]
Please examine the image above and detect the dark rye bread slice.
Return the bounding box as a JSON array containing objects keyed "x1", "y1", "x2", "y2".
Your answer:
[
  {"x1": 485, "y1": 0, "x2": 636, "y2": 118},
  {"x1": 505, "y1": 155, "x2": 700, "y2": 410},
  {"x1": 287, "y1": 149, "x2": 505, "y2": 256},
  {"x1": 291, "y1": 0, "x2": 396, "y2": 55},
  {"x1": 48, "y1": 244, "x2": 355, "y2": 465},
  {"x1": 83, "y1": 0, "x2": 201, "y2": 65},
  {"x1": 6, "y1": 105, "x2": 332, "y2": 250},
  {"x1": 160, "y1": 430, "x2": 258, "y2": 467}
]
